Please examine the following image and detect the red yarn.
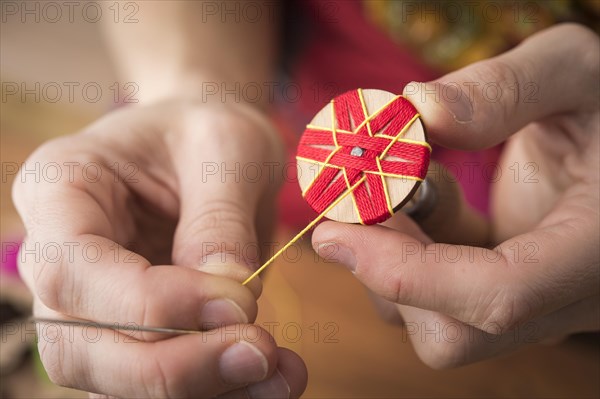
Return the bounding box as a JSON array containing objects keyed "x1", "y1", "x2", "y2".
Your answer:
[{"x1": 297, "y1": 90, "x2": 430, "y2": 225}]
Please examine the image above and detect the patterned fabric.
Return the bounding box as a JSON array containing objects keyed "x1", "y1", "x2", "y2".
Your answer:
[{"x1": 363, "y1": 0, "x2": 600, "y2": 72}]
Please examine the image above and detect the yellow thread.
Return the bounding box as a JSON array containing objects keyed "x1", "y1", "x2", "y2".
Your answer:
[
  {"x1": 357, "y1": 89, "x2": 373, "y2": 137},
  {"x1": 375, "y1": 135, "x2": 432, "y2": 152},
  {"x1": 305, "y1": 129, "x2": 431, "y2": 152},
  {"x1": 350, "y1": 94, "x2": 400, "y2": 134},
  {"x1": 331, "y1": 98, "x2": 340, "y2": 148},
  {"x1": 251, "y1": 94, "x2": 431, "y2": 285},
  {"x1": 308, "y1": 94, "x2": 413, "y2": 138},
  {"x1": 305, "y1": 125, "x2": 353, "y2": 135},
  {"x1": 300, "y1": 147, "x2": 341, "y2": 197},
  {"x1": 376, "y1": 156, "x2": 394, "y2": 216},
  {"x1": 296, "y1": 156, "x2": 424, "y2": 182},
  {"x1": 299, "y1": 113, "x2": 423, "y2": 196},
  {"x1": 293, "y1": 94, "x2": 427, "y2": 280},
  {"x1": 300, "y1": 100, "x2": 342, "y2": 197},
  {"x1": 366, "y1": 171, "x2": 424, "y2": 181},
  {"x1": 342, "y1": 168, "x2": 365, "y2": 225},
  {"x1": 242, "y1": 176, "x2": 367, "y2": 286},
  {"x1": 296, "y1": 156, "x2": 343, "y2": 169},
  {"x1": 351, "y1": 89, "x2": 375, "y2": 223},
  {"x1": 363, "y1": 94, "x2": 393, "y2": 215},
  {"x1": 305, "y1": 126, "x2": 353, "y2": 135},
  {"x1": 300, "y1": 162, "x2": 323, "y2": 197},
  {"x1": 379, "y1": 114, "x2": 420, "y2": 159}
]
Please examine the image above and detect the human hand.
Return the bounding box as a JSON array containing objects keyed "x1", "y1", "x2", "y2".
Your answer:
[
  {"x1": 13, "y1": 99, "x2": 307, "y2": 397},
  {"x1": 313, "y1": 24, "x2": 599, "y2": 368}
]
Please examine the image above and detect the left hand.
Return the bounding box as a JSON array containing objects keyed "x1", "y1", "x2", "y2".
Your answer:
[
  {"x1": 312, "y1": 24, "x2": 599, "y2": 368},
  {"x1": 13, "y1": 99, "x2": 307, "y2": 397}
]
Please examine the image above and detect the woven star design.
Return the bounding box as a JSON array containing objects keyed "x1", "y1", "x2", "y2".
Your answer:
[{"x1": 297, "y1": 89, "x2": 431, "y2": 225}]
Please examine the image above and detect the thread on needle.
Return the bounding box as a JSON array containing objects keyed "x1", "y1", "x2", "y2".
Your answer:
[{"x1": 242, "y1": 176, "x2": 366, "y2": 285}]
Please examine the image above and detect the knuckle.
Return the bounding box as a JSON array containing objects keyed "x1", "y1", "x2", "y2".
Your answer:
[
  {"x1": 10, "y1": 137, "x2": 111, "y2": 236},
  {"x1": 10, "y1": 168, "x2": 27, "y2": 209},
  {"x1": 11, "y1": 137, "x2": 69, "y2": 207},
  {"x1": 15, "y1": 238, "x2": 37, "y2": 290},
  {"x1": 571, "y1": 28, "x2": 600, "y2": 102},
  {"x1": 116, "y1": 269, "x2": 178, "y2": 342},
  {"x1": 386, "y1": 267, "x2": 409, "y2": 304},
  {"x1": 30, "y1": 243, "x2": 82, "y2": 314},
  {"x1": 379, "y1": 250, "x2": 417, "y2": 304},
  {"x1": 417, "y1": 341, "x2": 467, "y2": 370},
  {"x1": 134, "y1": 278, "x2": 172, "y2": 341},
  {"x1": 409, "y1": 319, "x2": 469, "y2": 370},
  {"x1": 476, "y1": 285, "x2": 534, "y2": 332},
  {"x1": 459, "y1": 57, "x2": 525, "y2": 135},
  {"x1": 37, "y1": 338, "x2": 71, "y2": 387},
  {"x1": 141, "y1": 356, "x2": 180, "y2": 399},
  {"x1": 32, "y1": 252, "x2": 64, "y2": 311},
  {"x1": 11, "y1": 137, "x2": 108, "y2": 217},
  {"x1": 190, "y1": 199, "x2": 250, "y2": 237},
  {"x1": 553, "y1": 23, "x2": 598, "y2": 45},
  {"x1": 485, "y1": 58, "x2": 522, "y2": 87},
  {"x1": 179, "y1": 104, "x2": 247, "y2": 142},
  {"x1": 23, "y1": 135, "x2": 90, "y2": 174},
  {"x1": 174, "y1": 199, "x2": 255, "y2": 264},
  {"x1": 539, "y1": 24, "x2": 599, "y2": 105},
  {"x1": 475, "y1": 57, "x2": 523, "y2": 110},
  {"x1": 178, "y1": 103, "x2": 281, "y2": 160},
  {"x1": 26, "y1": 136, "x2": 72, "y2": 162},
  {"x1": 133, "y1": 268, "x2": 228, "y2": 338},
  {"x1": 134, "y1": 287, "x2": 153, "y2": 341},
  {"x1": 178, "y1": 106, "x2": 218, "y2": 138}
]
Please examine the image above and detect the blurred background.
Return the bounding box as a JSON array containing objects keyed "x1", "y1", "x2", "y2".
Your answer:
[
  {"x1": 1, "y1": 1, "x2": 599, "y2": 398},
  {"x1": 2, "y1": 2, "x2": 120, "y2": 397}
]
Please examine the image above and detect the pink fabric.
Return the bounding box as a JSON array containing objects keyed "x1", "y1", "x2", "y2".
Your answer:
[
  {"x1": 293, "y1": 1, "x2": 435, "y2": 117},
  {"x1": 1, "y1": 239, "x2": 21, "y2": 276}
]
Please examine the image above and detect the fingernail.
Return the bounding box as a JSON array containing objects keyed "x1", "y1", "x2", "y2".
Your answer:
[
  {"x1": 435, "y1": 82, "x2": 473, "y2": 123},
  {"x1": 219, "y1": 341, "x2": 268, "y2": 385},
  {"x1": 201, "y1": 252, "x2": 242, "y2": 266},
  {"x1": 201, "y1": 299, "x2": 248, "y2": 327},
  {"x1": 200, "y1": 252, "x2": 258, "y2": 271},
  {"x1": 247, "y1": 369, "x2": 290, "y2": 399},
  {"x1": 315, "y1": 242, "x2": 356, "y2": 272}
]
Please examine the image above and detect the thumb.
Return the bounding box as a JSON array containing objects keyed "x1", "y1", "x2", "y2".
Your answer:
[
  {"x1": 403, "y1": 23, "x2": 599, "y2": 151},
  {"x1": 311, "y1": 215, "x2": 520, "y2": 331},
  {"x1": 173, "y1": 180, "x2": 262, "y2": 282},
  {"x1": 170, "y1": 106, "x2": 283, "y2": 290}
]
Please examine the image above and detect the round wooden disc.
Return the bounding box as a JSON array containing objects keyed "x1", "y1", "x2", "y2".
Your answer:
[{"x1": 297, "y1": 89, "x2": 428, "y2": 224}]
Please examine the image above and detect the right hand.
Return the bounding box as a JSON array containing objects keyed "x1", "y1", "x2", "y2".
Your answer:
[
  {"x1": 13, "y1": 99, "x2": 307, "y2": 398},
  {"x1": 313, "y1": 24, "x2": 599, "y2": 369}
]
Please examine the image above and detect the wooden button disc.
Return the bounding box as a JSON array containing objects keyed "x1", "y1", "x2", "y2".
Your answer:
[{"x1": 296, "y1": 89, "x2": 430, "y2": 225}]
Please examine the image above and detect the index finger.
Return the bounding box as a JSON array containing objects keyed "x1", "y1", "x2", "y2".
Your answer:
[
  {"x1": 12, "y1": 138, "x2": 258, "y2": 338},
  {"x1": 403, "y1": 24, "x2": 599, "y2": 151}
]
